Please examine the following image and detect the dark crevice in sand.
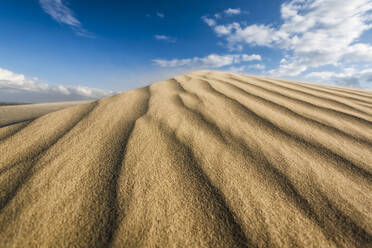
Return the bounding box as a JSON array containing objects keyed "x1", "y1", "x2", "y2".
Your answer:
[
  {"x1": 313, "y1": 189, "x2": 372, "y2": 247},
  {"x1": 106, "y1": 87, "x2": 151, "y2": 247},
  {"x1": 171, "y1": 79, "x2": 227, "y2": 144},
  {"x1": 0, "y1": 119, "x2": 37, "y2": 129},
  {"x1": 0, "y1": 121, "x2": 32, "y2": 142},
  {"x1": 155, "y1": 120, "x2": 254, "y2": 248}
]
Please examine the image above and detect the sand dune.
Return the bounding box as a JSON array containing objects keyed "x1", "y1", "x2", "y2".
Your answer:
[
  {"x1": 0, "y1": 70, "x2": 371, "y2": 247},
  {"x1": 0, "y1": 101, "x2": 91, "y2": 127}
]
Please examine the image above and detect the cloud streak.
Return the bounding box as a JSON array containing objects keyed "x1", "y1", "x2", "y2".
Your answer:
[
  {"x1": 224, "y1": 8, "x2": 241, "y2": 15},
  {"x1": 0, "y1": 67, "x2": 114, "y2": 102},
  {"x1": 154, "y1": 34, "x2": 176, "y2": 43},
  {"x1": 153, "y1": 54, "x2": 261, "y2": 68},
  {"x1": 39, "y1": 0, "x2": 94, "y2": 37},
  {"x1": 156, "y1": 12, "x2": 165, "y2": 18}
]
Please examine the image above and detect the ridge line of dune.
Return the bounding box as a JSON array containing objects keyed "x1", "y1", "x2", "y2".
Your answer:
[{"x1": 104, "y1": 87, "x2": 151, "y2": 247}]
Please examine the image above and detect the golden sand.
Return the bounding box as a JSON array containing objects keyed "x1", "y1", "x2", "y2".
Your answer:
[
  {"x1": 0, "y1": 71, "x2": 371, "y2": 247},
  {"x1": 0, "y1": 101, "x2": 91, "y2": 127}
]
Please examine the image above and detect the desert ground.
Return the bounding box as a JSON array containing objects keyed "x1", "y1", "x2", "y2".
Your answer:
[
  {"x1": 0, "y1": 101, "x2": 91, "y2": 127},
  {"x1": 0, "y1": 70, "x2": 371, "y2": 247}
]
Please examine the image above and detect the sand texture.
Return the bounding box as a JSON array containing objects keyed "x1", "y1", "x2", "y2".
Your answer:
[
  {"x1": 0, "y1": 101, "x2": 91, "y2": 127},
  {"x1": 0, "y1": 71, "x2": 371, "y2": 247}
]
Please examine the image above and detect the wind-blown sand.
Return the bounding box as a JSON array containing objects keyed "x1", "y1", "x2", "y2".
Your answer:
[{"x1": 0, "y1": 71, "x2": 371, "y2": 247}]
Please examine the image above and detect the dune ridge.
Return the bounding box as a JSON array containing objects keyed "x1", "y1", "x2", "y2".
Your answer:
[{"x1": 0, "y1": 71, "x2": 371, "y2": 247}]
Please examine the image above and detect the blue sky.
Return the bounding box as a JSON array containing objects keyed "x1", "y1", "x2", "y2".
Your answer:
[{"x1": 0, "y1": 0, "x2": 371, "y2": 102}]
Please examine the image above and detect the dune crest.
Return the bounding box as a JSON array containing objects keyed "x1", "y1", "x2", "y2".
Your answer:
[{"x1": 1, "y1": 71, "x2": 371, "y2": 247}]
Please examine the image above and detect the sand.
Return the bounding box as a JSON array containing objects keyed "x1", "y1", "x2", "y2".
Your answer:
[
  {"x1": 0, "y1": 101, "x2": 91, "y2": 127},
  {"x1": 0, "y1": 70, "x2": 371, "y2": 247}
]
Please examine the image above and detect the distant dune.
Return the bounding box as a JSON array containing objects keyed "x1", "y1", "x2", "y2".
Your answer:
[
  {"x1": 0, "y1": 101, "x2": 91, "y2": 127},
  {"x1": 0, "y1": 71, "x2": 371, "y2": 247}
]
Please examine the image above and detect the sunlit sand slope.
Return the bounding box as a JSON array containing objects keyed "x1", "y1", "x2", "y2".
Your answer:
[{"x1": 0, "y1": 71, "x2": 371, "y2": 247}]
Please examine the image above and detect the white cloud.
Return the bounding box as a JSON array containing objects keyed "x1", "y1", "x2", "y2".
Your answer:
[
  {"x1": 156, "y1": 12, "x2": 165, "y2": 18},
  {"x1": 227, "y1": 66, "x2": 246, "y2": 73},
  {"x1": 154, "y1": 34, "x2": 176, "y2": 43},
  {"x1": 224, "y1": 8, "x2": 241, "y2": 15},
  {"x1": 0, "y1": 67, "x2": 114, "y2": 102},
  {"x1": 305, "y1": 68, "x2": 372, "y2": 89},
  {"x1": 39, "y1": 0, "x2": 94, "y2": 37},
  {"x1": 202, "y1": 16, "x2": 216, "y2": 27},
  {"x1": 202, "y1": 8, "x2": 246, "y2": 28},
  {"x1": 153, "y1": 53, "x2": 261, "y2": 68},
  {"x1": 204, "y1": 0, "x2": 372, "y2": 87},
  {"x1": 248, "y1": 64, "x2": 266, "y2": 70}
]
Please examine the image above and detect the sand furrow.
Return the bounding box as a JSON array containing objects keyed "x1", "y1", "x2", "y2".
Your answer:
[
  {"x1": 265, "y1": 77, "x2": 372, "y2": 115},
  {"x1": 234, "y1": 75, "x2": 372, "y2": 120},
  {"x1": 274, "y1": 78, "x2": 372, "y2": 104},
  {"x1": 0, "y1": 121, "x2": 31, "y2": 142},
  {"x1": 222, "y1": 75, "x2": 372, "y2": 144}
]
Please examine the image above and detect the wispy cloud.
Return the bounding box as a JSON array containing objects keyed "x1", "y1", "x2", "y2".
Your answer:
[
  {"x1": 153, "y1": 54, "x2": 261, "y2": 68},
  {"x1": 227, "y1": 63, "x2": 265, "y2": 74},
  {"x1": 203, "y1": 7, "x2": 245, "y2": 25},
  {"x1": 154, "y1": 34, "x2": 176, "y2": 43},
  {"x1": 201, "y1": 16, "x2": 217, "y2": 27},
  {"x1": 224, "y1": 8, "x2": 241, "y2": 15},
  {"x1": 0, "y1": 67, "x2": 113, "y2": 102},
  {"x1": 156, "y1": 12, "x2": 165, "y2": 18},
  {"x1": 39, "y1": 0, "x2": 94, "y2": 38}
]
